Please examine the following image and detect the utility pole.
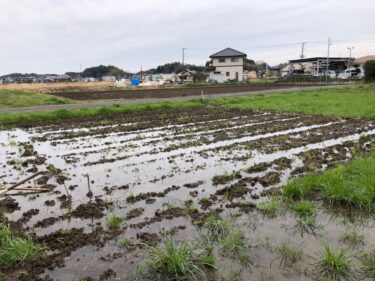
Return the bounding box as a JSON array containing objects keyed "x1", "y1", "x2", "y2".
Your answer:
[
  {"x1": 182, "y1": 48, "x2": 186, "y2": 65},
  {"x1": 300, "y1": 42, "x2": 306, "y2": 59},
  {"x1": 347, "y1": 46, "x2": 354, "y2": 68},
  {"x1": 326, "y1": 37, "x2": 332, "y2": 83},
  {"x1": 140, "y1": 65, "x2": 143, "y2": 82}
]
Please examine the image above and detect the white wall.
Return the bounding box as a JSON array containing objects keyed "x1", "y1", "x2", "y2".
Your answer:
[
  {"x1": 212, "y1": 57, "x2": 244, "y2": 67},
  {"x1": 210, "y1": 65, "x2": 244, "y2": 82}
]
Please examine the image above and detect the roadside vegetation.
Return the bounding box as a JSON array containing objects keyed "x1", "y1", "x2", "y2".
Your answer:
[{"x1": 0, "y1": 89, "x2": 72, "y2": 109}]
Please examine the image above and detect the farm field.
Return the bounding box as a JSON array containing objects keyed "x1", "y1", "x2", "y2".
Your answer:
[
  {"x1": 47, "y1": 83, "x2": 326, "y2": 101},
  {"x1": 1, "y1": 106, "x2": 375, "y2": 281}
]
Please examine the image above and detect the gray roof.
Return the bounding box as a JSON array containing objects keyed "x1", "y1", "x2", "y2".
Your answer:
[{"x1": 210, "y1": 48, "x2": 247, "y2": 58}]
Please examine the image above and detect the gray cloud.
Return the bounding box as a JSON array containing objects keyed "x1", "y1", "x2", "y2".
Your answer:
[{"x1": 1, "y1": 0, "x2": 374, "y2": 74}]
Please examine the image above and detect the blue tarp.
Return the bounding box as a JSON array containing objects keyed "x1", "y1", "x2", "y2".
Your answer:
[{"x1": 131, "y1": 77, "x2": 140, "y2": 87}]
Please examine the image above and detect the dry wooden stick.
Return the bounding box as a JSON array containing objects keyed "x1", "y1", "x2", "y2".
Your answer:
[{"x1": 0, "y1": 171, "x2": 45, "y2": 197}]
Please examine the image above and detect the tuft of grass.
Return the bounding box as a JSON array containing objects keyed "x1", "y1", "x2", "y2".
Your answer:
[
  {"x1": 220, "y1": 229, "x2": 249, "y2": 263},
  {"x1": 258, "y1": 197, "x2": 280, "y2": 218},
  {"x1": 340, "y1": 227, "x2": 365, "y2": 248},
  {"x1": 106, "y1": 215, "x2": 123, "y2": 230},
  {"x1": 361, "y1": 248, "x2": 375, "y2": 279},
  {"x1": 278, "y1": 241, "x2": 303, "y2": 268},
  {"x1": 203, "y1": 215, "x2": 232, "y2": 241},
  {"x1": 144, "y1": 236, "x2": 215, "y2": 280},
  {"x1": 315, "y1": 244, "x2": 361, "y2": 281},
  {"x1": 0, "y1": 224, "x2": 42, "y2": 268},
  {"x1": 294, "y1": 213, "x2": 320, "y2": 237},
  {"x1": 284, "y1": 152, "x2": 375, "y2": 213},
  {"x1": 119, "y1": 238, "x2": 135, "y2": 249},
  {"x1": 212, "y1": 171, "x2": 241, "y2": 185},
  {"x1": 291, "y1": 200, "x2": 316, "y2": 217}
]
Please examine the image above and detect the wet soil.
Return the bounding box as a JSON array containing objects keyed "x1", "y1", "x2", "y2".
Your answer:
[{"x1": 1, "y1": 106, "x2": 375, "y2": 280}]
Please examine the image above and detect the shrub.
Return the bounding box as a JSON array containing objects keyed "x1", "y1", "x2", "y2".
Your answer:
[{"x1": 364, "y1": 60, "x2": 375, "y2": 82}]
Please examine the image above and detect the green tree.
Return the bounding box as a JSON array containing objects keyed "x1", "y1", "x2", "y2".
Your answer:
[{"x1": 364, "y1": 60, "x2": 375, "y2": 82}]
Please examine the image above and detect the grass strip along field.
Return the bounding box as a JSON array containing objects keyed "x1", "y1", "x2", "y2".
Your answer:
[
  {"x1": 210, "y1": 84, "x2": 375, "y2": 119},
  {"x1": 0, "y1": 84, "x2": 374, "y2": 126},
  {"x1": 0, "y1": 89, "x2": 72, "y2": 109}
]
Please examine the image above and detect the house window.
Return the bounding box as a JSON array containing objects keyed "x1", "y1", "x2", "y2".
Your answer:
[
  {"x1": 231, "y1": 58, "x2": 239, "y2": 62},
  {"x1": 219, "y1": 58, "x2": 226, "y2": 63},
  {"x1": 214, "y1": 71, "x2": 221, "y2": 74},
  {"x1": 226, "y1": 72, "x2": 230, "y2": 77}
]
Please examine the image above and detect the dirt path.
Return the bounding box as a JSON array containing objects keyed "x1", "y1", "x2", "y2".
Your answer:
[{"x1": 0, "y1": 85, "x2": 343, "y2": 114}]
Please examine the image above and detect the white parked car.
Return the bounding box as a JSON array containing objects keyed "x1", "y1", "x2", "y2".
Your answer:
[
  {"x1": 337, "y1": 70, "x2": 353, "y2": 79},
  {"x1": 325, "y1": 70, "x2": 337, "y2": 79}
]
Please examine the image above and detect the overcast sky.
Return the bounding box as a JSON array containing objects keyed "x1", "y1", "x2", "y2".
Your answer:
[{"x1": 1, "y1": 0, "x2": 375, "y2": 75}]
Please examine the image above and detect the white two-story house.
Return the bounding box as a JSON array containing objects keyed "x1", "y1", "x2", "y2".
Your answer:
[{"x1": 208, "y1": 48, "x2": 247, "y2": 82}]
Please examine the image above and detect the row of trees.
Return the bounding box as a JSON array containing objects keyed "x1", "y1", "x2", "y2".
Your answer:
[{"x1": 81, "y1": 65, "x2": 130, "y2": 79}]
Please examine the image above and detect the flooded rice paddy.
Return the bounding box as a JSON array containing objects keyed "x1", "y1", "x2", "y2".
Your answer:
[{"x1": 1, "y1": 107, "x2": 375, "y2": 281}]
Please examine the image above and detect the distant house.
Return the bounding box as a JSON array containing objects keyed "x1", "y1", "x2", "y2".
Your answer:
[
  {"x1": 101, "y1": 76, "x2": 116, "y2": 82},
  {"x1": 177, "y1": 69, "x2": 196, "y2": 83},
  {"x1": 208, "y1": 48, "x2": 247, "y2": 82}
]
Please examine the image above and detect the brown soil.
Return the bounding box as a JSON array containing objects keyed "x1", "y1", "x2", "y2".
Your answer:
[{"x1": 49, "y1": 84, "x2": 324, "y2": 101}]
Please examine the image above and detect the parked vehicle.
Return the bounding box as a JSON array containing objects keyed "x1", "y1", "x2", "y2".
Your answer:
[
  {"x1": 356, "y1": 67, "x2": 365, "y2": 79},
  {"x1": 337, "y1": 70, "x2": 353, "y2": 79},
  {"x1": 325, "y1": 70, "x2": 336, "y2": 79}
]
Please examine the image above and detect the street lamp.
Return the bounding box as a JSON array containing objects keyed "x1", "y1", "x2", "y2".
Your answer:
[{"x1": 347, "y1": 47, "x2": 355, "y2": 68}]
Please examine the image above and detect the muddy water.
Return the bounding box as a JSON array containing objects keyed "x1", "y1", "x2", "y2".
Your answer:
[{"x1": 1, "y1": 107, "x2": 375, "y2": 281}]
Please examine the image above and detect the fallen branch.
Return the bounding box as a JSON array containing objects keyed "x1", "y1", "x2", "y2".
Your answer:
[{"x1": 0, "y1": 171, "x2": 46, "y2": 197}]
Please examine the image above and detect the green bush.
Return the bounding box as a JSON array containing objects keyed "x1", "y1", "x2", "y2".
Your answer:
[{"x1": 364, "y1": 60, "x2": 375, "y2": 82}]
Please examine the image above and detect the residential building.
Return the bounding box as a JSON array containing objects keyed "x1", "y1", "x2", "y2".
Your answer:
[{"x1": 208, "y1": 48, "x2": 247, "y2": 82}]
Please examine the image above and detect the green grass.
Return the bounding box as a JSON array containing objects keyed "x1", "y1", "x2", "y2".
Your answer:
[
  {"x1": 209, "y1": 84, "x2": 375, "y2": 119},
  {"x1": 119, "y1": 238, "x2": 135, "y2": 249},
  {"x1": 203, "y1": 215, "x2": 233, "y2": 241},
  {"x1": 361, "y1": 248, "x2": 375, "y2": 278},
  {"x1": 315, "y1": 244, "x2": 361, "y2": 281},
  {"x1": 290, "y1": 200, "x2": 316, "y2": 217},
  {"x1": 284, "y1": 152, "x2": 375, "y2": 213},
  {"x1": 2, "y1": 84, "x2": 374, "y2": 126},
  {"x1": 106, "y1": 215, "x2": 123, "y2": 230},
  {"x1": 219, "y1": 229, "x2": 249, "y2": 262},
  {"x1": 258, "y1": 197, "x2": 280, "y2": 218},
  {"x1": 278, "y1": 241, "x2": 303, "y2": 268},
  {"x1": 143, "y1": 236, "x2": 215, "y2": 280},
  {"x1": 0, "y1": 100, "x2": 202, "y2": 126},
  {"x1": 340, "y1": 227, "x2": 365, "y2": 248},
  {"x1": 0, "y1": 224, "x2": 42, "y2": 268},
  {"x1": 0, "y1": 89, "x2": 72, "y2": 109}
]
